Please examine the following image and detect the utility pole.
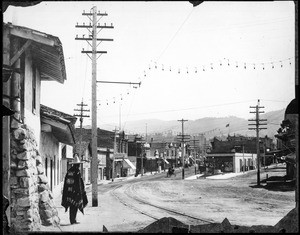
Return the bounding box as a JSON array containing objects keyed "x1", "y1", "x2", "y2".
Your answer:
[
  {"x1": 74, "y1": 100, "x2": 90, "y2": 174},
  {"x1": 191, "y1": 136, "x2": 199, "y2": 175},
  {"x1": 263, "y1": 140, "x2": 266, "y2": 170},
  {"x1": 141, "y1": 142, "x2": 144, "y2": 176},
  {"x1": 177, "y1": 119, "x2": 188, "y2": 179},
  {"x1": 141, "y1": 123, "x2": 148, "y2": 176},
  {"x1": 112, "y1": 127, "x2": 118, "y2": 182},
  {"x1": 248, "y1": 99, "x2": 267, "y2": 186},
  {"x1": 119, "y1": 103, "x2": 122, "y2": 131},
  {"x1": 75, "y1": 6, "x2": 114, "y2": 207}
]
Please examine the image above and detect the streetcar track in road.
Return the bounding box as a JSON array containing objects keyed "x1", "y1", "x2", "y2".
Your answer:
[
  {"x1": 110, "y1": 182, "x2": 215, "y2": 225},
  {"x1": 110, "y1": 184, "x2": 160, "y2": 221},
  {"x1": 128, "y1": 183, "x2": 216, "y2": 224}
]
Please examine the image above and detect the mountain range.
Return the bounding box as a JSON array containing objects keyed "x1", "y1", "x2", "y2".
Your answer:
[{"x1": 86, "y1": 109, "x2": 285, "y2": 139}]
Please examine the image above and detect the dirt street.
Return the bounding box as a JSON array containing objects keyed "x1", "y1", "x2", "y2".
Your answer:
[{"x1": 47, "y1": 163, "x2": 295, "y2": 232}]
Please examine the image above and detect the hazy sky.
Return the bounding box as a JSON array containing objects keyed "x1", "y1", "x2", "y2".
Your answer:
[{"x1": 4, "y1": 1, "x2": 295, "y2": 130}]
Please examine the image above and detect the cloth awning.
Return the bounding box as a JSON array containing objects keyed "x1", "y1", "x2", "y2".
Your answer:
[{"x1": 123, "y1": 159, "x2": 136, "y2": 170}]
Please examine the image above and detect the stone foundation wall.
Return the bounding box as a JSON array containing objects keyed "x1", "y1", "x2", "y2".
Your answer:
[{"x1": 10, "y1": 124, "x2": 59, "y2": 232}]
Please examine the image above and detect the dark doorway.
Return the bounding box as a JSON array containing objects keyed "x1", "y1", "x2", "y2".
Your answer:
[
  {"x1": 45, "y1": 158, "x2": 48, "y2": 176},
  {"x1": 50, "y1": 159, "x2": 53, "y2": 191}
]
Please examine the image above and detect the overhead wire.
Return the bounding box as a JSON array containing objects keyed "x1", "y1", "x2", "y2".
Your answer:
[
  {"x1": 102, "y1": 100, "x2": 257, "y2": 119},
  {"x1": 78, "y1": 7, "x2": 292, "y2": 128},
  {"x1": 122, "y1": 85, "x2": 139, "y2": 131},
  {"x1": 193, "y1": 16, "x2": 293, "y2": 34},
  {"x1": 157, "y1": 7, "x2": 195, "y2": 61}
]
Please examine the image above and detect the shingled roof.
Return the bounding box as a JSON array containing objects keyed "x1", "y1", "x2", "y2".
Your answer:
[{"x1": 3, "y1": 22, "x2": 67, "y2": 83}]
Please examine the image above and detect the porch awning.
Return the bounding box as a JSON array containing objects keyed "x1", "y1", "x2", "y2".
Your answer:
[
  {"x1": 41, "y1": 113, "x2": 75, "y2": 145},
  {"x1": 123, "y1": 159, "x2": 136, "y2": 170}
]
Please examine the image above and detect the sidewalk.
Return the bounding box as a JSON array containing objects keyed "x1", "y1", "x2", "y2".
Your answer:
[
  {"x1": 42, "y1": 170, "x2": 167, "y2": 232},
  {"x1": 185, "y1": 168, "x2": 255, "y2": 180},
  {"x1": 184, "y1": 163, "x2": 283, "y2": 180}
]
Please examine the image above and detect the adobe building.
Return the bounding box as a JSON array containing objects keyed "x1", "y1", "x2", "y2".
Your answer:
[{"x1": 2, "y1": 22, "x2": 72, "y2": 231}]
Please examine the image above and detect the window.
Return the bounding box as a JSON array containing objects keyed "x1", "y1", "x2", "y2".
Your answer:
[
  {"x1": 82, "y1": 168, "x2": 85, "y2": 182},
  {"x1": 62, "y1": 145, "x2": 66, "y2": 159},
  {"x1": 32, "y1": 65, "x2": 36, "y2": 114},
  {"x1": 45, "y1": 158, "x2": 48, "y2": 176},
  {"x1": 50, "y1": 160, "x2": 53, "y2": 191}
]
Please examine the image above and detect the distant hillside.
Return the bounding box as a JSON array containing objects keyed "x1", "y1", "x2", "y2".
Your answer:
[{"x1": 91, "y1": 109, "x2": 285, "y2": 139}]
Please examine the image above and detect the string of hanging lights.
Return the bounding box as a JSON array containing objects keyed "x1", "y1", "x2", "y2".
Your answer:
[
  {"x1": 148, "y1": 57, "x2": 293, "y2": 74},
  {"x1": 97, "y1": 83, "x2": 140, "y2": 107},
  {"x1": 96, "y1": 56, "x2": 293, "y2": 106}
]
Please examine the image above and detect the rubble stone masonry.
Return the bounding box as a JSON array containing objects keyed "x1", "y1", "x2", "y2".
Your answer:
[{"x1": 10, "y1": 124, "x2": 60, "y2": 232}]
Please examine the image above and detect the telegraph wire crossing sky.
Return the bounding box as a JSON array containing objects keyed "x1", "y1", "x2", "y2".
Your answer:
[{"x1": 3, "y1": 1, "x2": 295, "y2": 128}]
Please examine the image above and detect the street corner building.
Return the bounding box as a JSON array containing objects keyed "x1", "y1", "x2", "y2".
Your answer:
[
  {"x1": 73, "y1": 128, "x2": 137, "y2": 183},
  {"x1": 2, "y1": 22, "x2": 77, "y2": 232}
]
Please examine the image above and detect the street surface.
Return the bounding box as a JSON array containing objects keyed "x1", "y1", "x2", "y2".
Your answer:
[{"x1": 43, "y1": 164, "x2": 295, "y2": 232}]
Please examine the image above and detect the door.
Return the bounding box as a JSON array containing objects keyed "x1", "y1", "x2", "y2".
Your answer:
[
  {"x1": 239, "y1": 159, "x2": 243, "y2": 172},
  {"x1": 50, "y1": 159, "x2": 53, "y2": 191}
]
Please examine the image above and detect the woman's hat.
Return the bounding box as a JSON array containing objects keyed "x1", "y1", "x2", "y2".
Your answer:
[{"x1": 70, "y1": 155, "x2": 83, "y2": 164}]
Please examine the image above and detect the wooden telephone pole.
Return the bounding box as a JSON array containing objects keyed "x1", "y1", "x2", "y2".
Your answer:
[
  {"x1": 74, "y1": 100, "x2": 90, "y2": 173},
  {"x1": 75, "y1": 6, "x2": 113, "y2": 207},
  {"x1": 177, "y1": 119, "x2": 189, "y2": 179},
  {"x1": 248, "y1": 99, "x2": 267, "y2": 186},
  {"x1": 74, "y1": 100, "x2": 90, "y2": 158},
  {"x1": 112, "y1": 127, "x2": 118, "y2": 182},
  {"x1": 191, "y1": 136, "x2": 199, "y2": 175}
]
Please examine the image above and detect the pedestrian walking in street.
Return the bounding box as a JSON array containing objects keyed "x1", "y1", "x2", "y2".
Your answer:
[{"x1": 61, "y1": 154, "x2": 88, "y2": 225}]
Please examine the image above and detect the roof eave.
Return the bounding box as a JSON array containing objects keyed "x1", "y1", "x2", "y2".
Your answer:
[{"x1": 4, "y1": 23, "x2": 67, "y2": 83}]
